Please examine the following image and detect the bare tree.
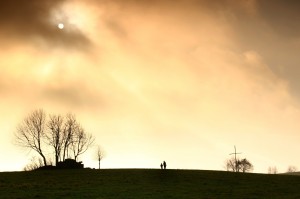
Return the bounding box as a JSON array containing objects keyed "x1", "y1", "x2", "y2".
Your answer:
[
  {"x1": 225, "y1": 157, "x2": 253, "y2": 173},
  {"x1": 61, "y1": 114, "x2": 77, "y2": 161},
  {"x1": 239, "y1": 158, "x2": 253, "y2": 173},
  {"x1": 60, "y1": 114, "x2": 94, "y2": 161},
  {"x1": 96, "y1": 145, "x2": 105, "y2": 169},
  {"x1": 46, "y1": 114, "x2": 65, "y2": 166},
  {"x1": 268, "y1": 166, "x2": 278, "y2": 174},
  {"x1": 71, "y1": 125, "x2": 95, "y2": 161},
  {"x1": 287, "y1": 165, "x2": 297, "y2": 173},
  {"x1": 15, "y1": 109, "x2": 48, "y2": 166},
  {"x1": 225, "y1": 157, "x2": 238, "y2": 172}
]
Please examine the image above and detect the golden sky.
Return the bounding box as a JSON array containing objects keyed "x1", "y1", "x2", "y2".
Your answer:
[{"x1": 1, "y1": 0, "x2": 300, "y2": 173}]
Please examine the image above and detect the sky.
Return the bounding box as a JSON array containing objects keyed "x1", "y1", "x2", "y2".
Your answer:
[{"x1": 1, "y1": 0, "x2": 300, "y2": 173}]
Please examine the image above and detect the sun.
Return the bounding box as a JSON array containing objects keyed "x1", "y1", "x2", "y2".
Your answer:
[
  {"x1": 50, "y1": 1, "x2": 96, "y2": 35},
  {"x1": 58, "y1": 23, "x2": 64, "y2": 30}
]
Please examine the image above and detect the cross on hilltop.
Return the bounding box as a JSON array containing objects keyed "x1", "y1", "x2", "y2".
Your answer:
[{"x1": 229, "y1": 145, "x2": 242, "y2": 172}]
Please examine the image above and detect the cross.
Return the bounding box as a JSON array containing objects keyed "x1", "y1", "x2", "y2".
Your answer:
[{"x1": 229, "y1": 145, "x2": 242, "y2": 172}]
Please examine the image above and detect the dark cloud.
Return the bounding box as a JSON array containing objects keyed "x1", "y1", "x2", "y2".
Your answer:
[
  {"x1": 223, "y1": 0, "x2": 300, "y2": 98},
  {"x1": 0, "y1": 0, "x2": 90, "y2": 48},
  {"x1": 259, "y1": 0, "x2": 300, "y2": 38}
]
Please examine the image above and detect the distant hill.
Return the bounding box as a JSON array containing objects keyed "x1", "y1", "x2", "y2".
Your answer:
[
  {"x1": 284, "y1": 171, "x2": 300, "y2": 176},
  {"x1": 0, "y1": 169, "x2": 300, "y2": 198}
]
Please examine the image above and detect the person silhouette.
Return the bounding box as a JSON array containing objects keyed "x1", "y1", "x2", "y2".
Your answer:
[
  {"x1": 160, "y1": 163, "x2": 163, "y2": 169},
  {"x1": 163, "y1": 161, "x2": 167, "y2": 169}
]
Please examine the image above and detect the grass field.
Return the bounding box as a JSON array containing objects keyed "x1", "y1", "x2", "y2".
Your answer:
[{"x1": 0, "y1": 169, "x2": 300, "y2": 198}]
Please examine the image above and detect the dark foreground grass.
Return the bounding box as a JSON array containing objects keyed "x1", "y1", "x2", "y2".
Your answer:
[{"x1": 0, "y1": 169, "x2": 300, "y2": 199}]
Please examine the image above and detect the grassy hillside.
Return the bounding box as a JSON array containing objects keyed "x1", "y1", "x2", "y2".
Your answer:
[{"x1": 0, "y1": 169, "x2": 300, "y2": 199}]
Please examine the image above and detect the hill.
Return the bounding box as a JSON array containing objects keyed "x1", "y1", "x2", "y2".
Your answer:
[
  {"x1": 284, "y1": 171, "x2": 300, "y2": 176},
  {"x1": 0, "y1": 169, "x2": 300, "y2": 198}
]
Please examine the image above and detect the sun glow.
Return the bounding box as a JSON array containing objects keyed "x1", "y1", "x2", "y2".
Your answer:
[{"x1": 58, "y1": 23, "x2": 64, "y2": 29}]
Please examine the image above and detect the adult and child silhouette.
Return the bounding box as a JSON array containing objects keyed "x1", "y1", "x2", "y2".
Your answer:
[{"x1": 160, "y1": 161, "x2": 167, "y2": 169}]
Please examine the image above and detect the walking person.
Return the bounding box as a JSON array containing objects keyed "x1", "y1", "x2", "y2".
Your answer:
[
  {"x1": 163, "y1": 161, "x2": 167, "y2": 169},
  {"x1": 160, "y1": 163, "x2": 163, "y2": 169}
]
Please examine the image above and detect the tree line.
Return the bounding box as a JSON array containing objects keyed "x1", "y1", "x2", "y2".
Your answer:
[{"x1": 15, "y1": 109, "x2": 95, "y2": 167}]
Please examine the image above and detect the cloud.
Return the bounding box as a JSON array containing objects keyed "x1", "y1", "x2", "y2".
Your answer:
[
  {"x1": 0, "y1": 0, "x2": 90, "y2": 48},
  {"x1": 1, "y1": 0, "x2": 298, "y2": 124}
]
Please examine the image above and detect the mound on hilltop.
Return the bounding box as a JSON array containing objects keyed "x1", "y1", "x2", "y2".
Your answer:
[
  {"x1": 34, "y1": 159, "x2": 84, "y2": 170},
  {"x1": 56, "y1": 159, "x2": 84, "y2": 169}
]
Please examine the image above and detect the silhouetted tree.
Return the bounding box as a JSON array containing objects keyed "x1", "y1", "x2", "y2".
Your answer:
[
  {"x1": 239, "y1": 158, "x2": 253, "y2": 173},
  {"x1": 225, "y1": 157, "x2": 237, "y2": 172},
  {"x1": 61, "y1": 114, "x2": 77, "y2": 161},
  {"x1": 46, "y1": 114, "x2": 65, "y2": 166},
  {"x1": 48, "y1": 113, "x2": 95, "y2": 161},
  {"x1": 225, "y1": 157, "x2": 253, "y2": 173},
  {"x1": 15, "y1": 109, "x2": 48, "y2": 166},
  {"x1": 71, "y1": 125, "x2": 95, "y2": 161},
  {"x1": 268, "y1": 166, "x2": 278, "y2": 174},
  {"x1": 96, "y1": 145, "x2": 105, "y2": 169},
  {"x1": 287, "y1": 166, "x2": 297, "y2": 173}
]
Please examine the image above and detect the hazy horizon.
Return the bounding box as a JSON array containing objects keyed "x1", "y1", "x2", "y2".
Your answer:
[{"x1": 1, "y1": 0, "x2": 300, "y2": 173}]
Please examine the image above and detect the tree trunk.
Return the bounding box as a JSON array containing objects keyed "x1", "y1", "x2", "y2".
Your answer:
[
  {"x1": 55, "y1": 155, "x2": 59, "y2": 166},
  {"x1": 62, "y1": 146, "x2": 66, "y2": 161},
  {"x1": 40, "y1": 153, "x2": 47, "y2": 166}
]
